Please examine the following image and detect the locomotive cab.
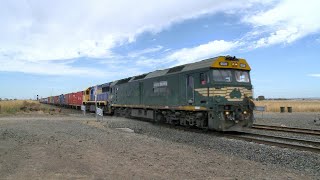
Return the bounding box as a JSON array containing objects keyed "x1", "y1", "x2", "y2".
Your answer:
[
  {"x1": 83, "y1": 88, "x2": 90, "y2": 102},
  {"x1": 206, "y1": 56, "x2": 254, "y2": 131}
]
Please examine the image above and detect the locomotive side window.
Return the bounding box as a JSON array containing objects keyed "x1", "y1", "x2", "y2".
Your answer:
[
  {"x1": 200, "y1": 73, "x2": 209, "y2": 85},
  {"x1": 102, "y1": 86, "x2": 110, "y2": 93},
  {"x1": 235, "y1": 71, "x2": 250, "y2": 82},
  {"x1": 213, "y1": 70, "x2": 232, "y2": 82}
]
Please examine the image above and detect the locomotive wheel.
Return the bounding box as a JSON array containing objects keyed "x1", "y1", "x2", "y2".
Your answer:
[
  {"x1": 155, "y1": 113, "x2": 164, "y2": 123},
  {"x1": 114, "y1": 108, "x2": 120, "y2": 117},
  {"x1": 125, "y1": 108, "x2": 131, "y2": 118}
]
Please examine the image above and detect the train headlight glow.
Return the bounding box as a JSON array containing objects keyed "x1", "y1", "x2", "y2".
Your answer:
[
  {"x1": 225, "y1": 111, "x2": 230, "y2": 115},
  {"x1": 243, "y1": 111, "x2": 247, "y2": 114}
]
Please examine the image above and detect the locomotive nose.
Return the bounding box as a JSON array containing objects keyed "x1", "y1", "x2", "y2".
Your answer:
[{"x1": 235, "y1": 109, "x2": 244, "y2": 120}]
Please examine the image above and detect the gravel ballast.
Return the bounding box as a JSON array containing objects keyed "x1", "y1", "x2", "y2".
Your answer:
[
  {"x1": 254, "y1": 112, "x2": 320, "y2": 130},
  {"x1": 0, "y1": 112, "x2": 319, "y2": 179},
  {"x1": 103, "y1": 116, "x2": 320, "y2": 176}
]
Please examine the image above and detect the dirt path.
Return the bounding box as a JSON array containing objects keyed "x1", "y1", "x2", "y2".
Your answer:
[{"x1": 0, "y1": 115, "x2": 316, "y2": 179}]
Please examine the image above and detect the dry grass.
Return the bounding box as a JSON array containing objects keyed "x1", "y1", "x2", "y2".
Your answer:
[
  {"x1": 0, "y1": 100, "x2": 50, "y2": 114},
  {"x1": 1, "y1": 100, "x2": 319, "y2": 114},
  {"x1": 254, "y1": 100, "x2": 320, "y2": 112}
]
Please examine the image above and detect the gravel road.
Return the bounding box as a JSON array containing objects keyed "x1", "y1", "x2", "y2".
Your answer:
[{"x1": 0, "y1": 112, "x2": 319, "y2": 179}]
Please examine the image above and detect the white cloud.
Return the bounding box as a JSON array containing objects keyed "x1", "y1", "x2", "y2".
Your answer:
[
  {"x1": 167, "y1": 40, "x2": 240, "y2": 65},
  {"x1": 0, "y1": 58, "x2": 107, "y2": 76},
  {"x1": 132, "y1": 40, "x2": 239, "y2": 69},
  {"x1": 3, "y1": 0, "x2": 319, "y2": 76},
  {"x1": 243, "y1": 0, "x2": 320, "y2": 48},
  {"x1": 128, "y1": 46, "x2": 163, "y2": 58},
  {"x1": 308, "y1": 74, "x2": 320, "y2": 77},
  {"x1": 0, "y1": 0, "x2": 272, "y2": 75}
]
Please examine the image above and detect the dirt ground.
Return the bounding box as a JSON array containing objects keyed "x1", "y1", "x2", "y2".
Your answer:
[{"x1": 0, "y1": 112, "x2": 318, "y2": 179}]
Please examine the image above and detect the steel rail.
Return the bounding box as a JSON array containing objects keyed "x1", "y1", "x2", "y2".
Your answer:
[
  {"x1": 252, "y1": 124, "x2": 320, "y2": 136},
  {"x1": 162, "y1": 124, "x2": 320, "y2": 153},
  {"x1": 225, "y1": 132, "x2": 320, "y2": 153},
  {"x1": 108, "y1": 116, "x2": 320, "y2": 153}
]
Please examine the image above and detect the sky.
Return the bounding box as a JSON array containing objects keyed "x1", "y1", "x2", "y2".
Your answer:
[{"x1": 0, "y1": 0, "x2": 320, "y2": 99}]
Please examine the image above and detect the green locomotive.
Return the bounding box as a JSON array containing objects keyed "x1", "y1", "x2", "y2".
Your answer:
[{"x1": 85, "y1": 56, "x2": 255, "y2": 131}]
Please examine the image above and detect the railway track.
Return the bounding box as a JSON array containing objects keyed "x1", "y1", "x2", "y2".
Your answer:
[
  {"x1": 158, "y1": 123, "x2": 320, "y2": 153},
  {"x1": 252, "y1": 124, "x2": 320, "y2": 136},
  {"x1": 225, "y1": 132, "x2": 320, "y2": 153}
]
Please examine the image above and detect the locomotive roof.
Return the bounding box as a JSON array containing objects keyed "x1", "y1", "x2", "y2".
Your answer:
[
  {"x1": 110, "y1": 56, "x2": 250, "y2": 85},
  {"x1": 143, "y1": 57, "x2": 216, "y2": 79}
]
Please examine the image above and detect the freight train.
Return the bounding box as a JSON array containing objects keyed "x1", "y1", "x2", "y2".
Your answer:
[{"x1": 40, "y1": 56, "x2": 255, "y2": 131}]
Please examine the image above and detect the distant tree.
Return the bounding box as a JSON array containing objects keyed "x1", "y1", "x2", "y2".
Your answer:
[
  {"x1": 257, "y1": 96, "x2": 265, "y2": 101},
  {"x1": 0, "y1": 98, "x2": 2, "y2": 101}
]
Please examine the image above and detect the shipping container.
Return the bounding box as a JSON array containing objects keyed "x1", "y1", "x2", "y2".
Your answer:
[
  {"x1": 53, "y1": 96, "x2": 59, "y2": 105},
  {"x1": 68, "y1": 93, "x2": 72, "y2": 105},
  {"x1": 39, "y1": 98, "x2": 48, "y2": 104},
  {"x1": 64, "y1": 93, "x2": 70, "y2": 105},
  {"x1": 75, "y1": 91, "x2": 83, "y2": 106},
  {"x1": 59, "y1": 94, "x2": 65, "y2": 105},
  {"x1": 69, "y1": 91, "x2": 83, "y2": 106},
  {"x1": 48, "y1": 96, "x2": 53, "y2": 104}
]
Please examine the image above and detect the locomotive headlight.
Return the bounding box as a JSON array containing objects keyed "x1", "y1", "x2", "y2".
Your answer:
[
  {"x1": 243, "y1": 111, "x2": 247, "y2": 114},
  {"x1": 225, "y1": 111, "x2": 230, "y2": 115}
]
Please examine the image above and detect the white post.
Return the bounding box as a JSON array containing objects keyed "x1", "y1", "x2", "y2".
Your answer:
[
  {"x1": 95, "y1": 86, "x2": 98, "y2": 121},
  {"x1": 81, "y1": 105, "x2": 86, "y2": 115},
  {"x1": 96, "y1": 107, "x2": 103, "y2": 122}
]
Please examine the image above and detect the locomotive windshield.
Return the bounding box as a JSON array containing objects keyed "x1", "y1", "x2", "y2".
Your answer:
[
  {"x1": 235, "y1": 70, "x2": 250, "y2": 83},
  {"x1": 212, "y1": 69, "x2": 250, "y2": 83},
  {"x1": 212, "y1": 69, "x2": 232, "y2": 82}
]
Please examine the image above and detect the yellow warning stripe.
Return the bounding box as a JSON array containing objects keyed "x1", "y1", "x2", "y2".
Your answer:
[
  {"x1": 227, "y1": 99, "x2": 243, "y2": 101},
  {"x1": 195, "y1": 87, "x2": 253, "y2": 98}
]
